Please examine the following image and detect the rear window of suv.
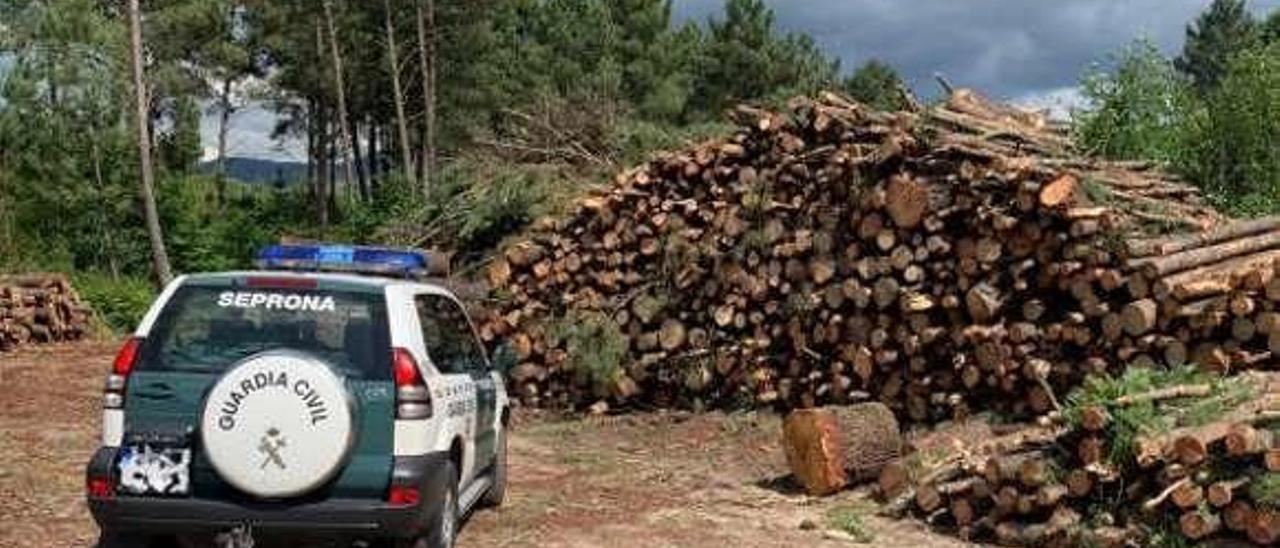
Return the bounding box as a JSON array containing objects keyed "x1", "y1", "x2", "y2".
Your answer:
[{"x1": 138, "y1": 285, "x2": 391, "y2": 379}]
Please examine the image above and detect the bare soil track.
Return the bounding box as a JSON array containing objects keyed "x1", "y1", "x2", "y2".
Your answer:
[{"x1": 0, "y1": 342, "x2": 962, "y2": 548}]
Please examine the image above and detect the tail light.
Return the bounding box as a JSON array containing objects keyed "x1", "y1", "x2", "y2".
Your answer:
[
  {"x1": 387, "y1": 485, "x2": 420, "y2": 506},
  {"x1": 104, "y1": 337, "x2": 142, "y2": 409},
  {"x1": 393, "y1": 348, "x2": 432, "y2": 420},
  {"x1": 87, "y1": 476, "x2": 115, "y2": 499}
]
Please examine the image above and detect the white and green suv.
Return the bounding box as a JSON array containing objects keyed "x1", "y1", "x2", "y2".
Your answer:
[{"x1": 86, "y1": 244, "x2": 512, "y2": 548}]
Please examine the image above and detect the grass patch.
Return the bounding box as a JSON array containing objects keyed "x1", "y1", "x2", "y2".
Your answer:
[{"x1": 825, "y1": 504, "x2": 875, "y2": 543}]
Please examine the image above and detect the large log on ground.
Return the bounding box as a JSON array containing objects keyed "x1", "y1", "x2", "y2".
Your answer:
[
  {"x1": 781, "y1": 408, "x2": 848, "y2": 496},
  {"x1": 831, "y1": 402, "x2": 902, "y2": 482},
  {"x1": 781, "y1": 404, "x2": 901, "y2": 496}
]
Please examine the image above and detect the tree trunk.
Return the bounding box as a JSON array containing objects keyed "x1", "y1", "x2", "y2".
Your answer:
[
  {"x1": 216, "y1": 77, "x2": 235, "y2": 209},
  {"x1": 384, "y1": 0, "x2": 415, "y2": 183},
  {"x1": 90, "y1": 134, "x2": 120, "y2": 280},
  {"x1": 316, "y1": 101, "x2": 331, "y2": 227},
  {"x1": 367, "y1": 117, "x2": 379, "y2": 181},
  {"x1": 415, "y1": 0, "x2": 437, "y2": 196},
  {"x1": 350, "y1": 117, "x2": 369, "y2": 200},
  {"x1": 306, "y1": 97, "x2": 318, "y2": 209},
  {"x1": 321, "y1": 1, "x2": 358, "y2": 193},
  {"x1": 127, "y1": 0, "x2": 173, "y2": 286}
]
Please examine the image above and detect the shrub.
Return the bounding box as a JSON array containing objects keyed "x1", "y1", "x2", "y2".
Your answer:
[
  {"x1": 546, "y1": 311, "x2": 629, "y2": 399},
  {"x1": 1074, "y1": 39, "x2": 1199, "y2": 165},
  {"x1": 73, "y1": 272, "x2": 156, "y2": 334},
  {"x1": 1186, "y1": 43, "x2": 1280, "y2": 215}
]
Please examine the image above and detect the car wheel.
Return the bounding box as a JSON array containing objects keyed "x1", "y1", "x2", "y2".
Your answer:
[
  {"x1": 399, "y1": 460, "x2": 459, "y2": 548},
  {"x1": 480, "y1": 427, "x2": 507, "y2": 508}
]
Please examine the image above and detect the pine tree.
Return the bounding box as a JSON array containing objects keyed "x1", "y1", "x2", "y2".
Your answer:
[
  {"x1": 1176, "y1": 0, "x2": 1258, "y2": 93},
  {"x1": 843, "y1": 59, "x2": 909, "y2": 111},
  {"x1": 127, "y1": 0, "x2": 174, "y2": 285},
  {"x1": 692, "y1": 0, "x2": 838, "y2": 115}
]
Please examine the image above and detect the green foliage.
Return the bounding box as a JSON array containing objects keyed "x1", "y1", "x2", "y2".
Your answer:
[
  {"x1": 1175, "y1": 0, "x2": 1258, "y2": 93},
  {"x1": 691, "y1": 0, "x2": 839, "y2": 115},
  {"x1": 546, "y1": 311, "x2": 629, "y2": 398},
  {"x1": 1063, "y1": 365, "x2": 1218, "y2": 465},
  {"x1": 825, "y1": 505, "x2": 875, "y2": 544},
  {"x1": 0, "y1": 0, "x2": 863, "y2": 284},
  {"x1": 1264, "y1": 10, "x2": 1280, "y2": 44},
  {"x1": 159, "y1": 96, "x2": 203, "y2": 173},
  {"x1": 1184, "y1": 42, "x2": 1280, "y2": 215},
  {"x1": 842, "y1": 59, "x2": 909, "y2": 111},
  {"x1": 1074, "y1": 39, "x2": 1198, "y2": 165},
  {"x1": 1250, "y1": 473, "x2": 1280, "y2": 508},
  {"x1": 73, "y1": 272, "x2": 157, "y2": 333}
]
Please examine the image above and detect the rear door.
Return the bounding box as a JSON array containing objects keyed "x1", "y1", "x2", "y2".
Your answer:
[
  {"x1": 415, "y1": 294, "x2": 495, "y2": 475},
  {"x1": 127, "y1": 277, "x2": 395, "y2": 499}
]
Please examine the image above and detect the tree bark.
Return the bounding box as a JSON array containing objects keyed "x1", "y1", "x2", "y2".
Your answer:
[
  {"x1": 384, "y1": 0, "x2": 415, "y2": 183},
  {"x1": 127, "y1": 0, "x2": 173, "y2": 286},
  {"x1": 321, "y1": 1, "x2": 358, "y2": 195},
  {"x1": 415, "y1": 0, "x2": 437, "y2": 196}
]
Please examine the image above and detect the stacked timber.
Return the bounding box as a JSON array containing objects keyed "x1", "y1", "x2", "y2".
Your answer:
[
  {"x1": 480, "y1": 88, "x2": 1220, "y2": 416},
  {"x1": 1119, "y1": 219, "x2": 1280, "y2": 373},
  {"x1": 0, "y1": 274, "x2": 90, "y2": 351},
  {"x1": 884, "y1": 370, "x2": 1280, "y2": 546}
]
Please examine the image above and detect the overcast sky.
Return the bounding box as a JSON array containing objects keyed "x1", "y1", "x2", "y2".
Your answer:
[{"x1": 207, "y1": 0, "x2": 1280, "y2": 162}]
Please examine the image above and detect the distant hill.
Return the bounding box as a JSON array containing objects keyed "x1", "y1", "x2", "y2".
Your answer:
[{"x1": 199, "y1": 157, "x2": 307, "y2": 186}]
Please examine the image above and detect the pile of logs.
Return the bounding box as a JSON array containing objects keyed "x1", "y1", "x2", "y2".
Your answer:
[
  {"x1": 480, "y1": 87, "x2": 1220, "y2": 417},
  {"x1": 1120, "y1": 219, "x2": 1280, "y2": 373},
  {"x1": 883, "y1": 370, "x2": 1280, "y2": 546},
  {"x1": 0, "y1": 274, "x2": 90, "y2": 351}
]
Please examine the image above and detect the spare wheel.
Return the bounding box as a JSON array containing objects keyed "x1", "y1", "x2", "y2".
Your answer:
[{"x1": 200, "y1": 350, "x2": 355, "y2": 499}]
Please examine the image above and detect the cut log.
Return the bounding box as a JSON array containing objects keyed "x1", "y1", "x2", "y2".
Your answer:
[
  {"x1": 1039, "y1": 174, "x2": 1077, "y2": 208},
  {"x1": 1133, "y1": 229, "x2": 1280, "y2": 280},
  {"x1": 1127, "y1": 215, "x2": 1280, "y2": 258},
  {"x1": 965, "y1": 283, "x2": 1003, "y2": 323},
  {"x1": 1179, "y1": 510, "x2": 1221, "y2": 540},
  {"x1": 885, "y1": 174, "x2": 930, "y2": 229},
  {"x1": 829, "y1": 403, "x2": 902, "y2": 482},
  {"x1": 780, "y1": 409, "x2": 848, "y2": 496},
  {"x1": 1250, "y1": 509, "x2": 1280, "y2": 545},
  {"x1": 1121, "y1": 299, "x2": 1158, "y2": 337}
]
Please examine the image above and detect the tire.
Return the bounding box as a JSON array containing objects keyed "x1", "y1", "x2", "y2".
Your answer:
[
  {"x1": 399, "y1": 460, "x2": 459, "y2": 548},
  {"x1": 97, "y1": 531, "x2": 174, "y2": 548},
  {"x1": 480, "y1": 427, "x2": 507, "y2": 508}
]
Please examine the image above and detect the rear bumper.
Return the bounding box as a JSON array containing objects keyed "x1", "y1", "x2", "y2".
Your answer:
[{"x1": 87, "y1": 448, "x2": 450, "y2": 538}]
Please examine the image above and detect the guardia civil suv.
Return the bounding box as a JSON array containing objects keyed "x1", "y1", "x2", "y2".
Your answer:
[{"x1": 86, "y1": 244, "x2": 512, "y2": 548}]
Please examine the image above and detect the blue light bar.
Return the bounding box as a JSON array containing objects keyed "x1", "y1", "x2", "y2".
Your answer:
[{"x1": 254, "y1": 244, "x2": 437, "y2": 279}]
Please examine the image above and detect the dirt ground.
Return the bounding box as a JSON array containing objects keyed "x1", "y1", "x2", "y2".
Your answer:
[{"x1": 0, "y1": 342, "x2": 965, "y2": 548}]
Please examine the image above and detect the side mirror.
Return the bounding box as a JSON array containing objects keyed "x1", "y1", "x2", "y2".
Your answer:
[{"x1": 491, "y1": 342, "x2": 517, "y2": 375}]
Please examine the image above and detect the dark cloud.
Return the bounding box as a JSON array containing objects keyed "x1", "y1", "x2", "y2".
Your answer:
[{"x1": 674, "y1": 0, "x2": 1280, "y2": 101}]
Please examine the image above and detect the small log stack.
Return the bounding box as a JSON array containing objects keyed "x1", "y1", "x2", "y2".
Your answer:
[
  {"x1": 1119, "y1": 220, "x2": 1280, "y2": 374},
  {"x1": 0, "y1": 274, "x2": 90, "y2": 352},
  {"x1": 480, "y1": 88, "x2": 1221, "y2": 418},
  {"x1": 885, "y1": 370, "x2": 1280, "y2": 546}
]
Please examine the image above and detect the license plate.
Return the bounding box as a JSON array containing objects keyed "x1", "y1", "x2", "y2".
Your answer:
[{"x1": 116, "y1": 445, "x2": 191, "y2": 496}]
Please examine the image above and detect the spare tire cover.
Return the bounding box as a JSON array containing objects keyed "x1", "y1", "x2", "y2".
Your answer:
[{"x1": 201, "y1": 351, "x2": 355, "y2": 498}]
